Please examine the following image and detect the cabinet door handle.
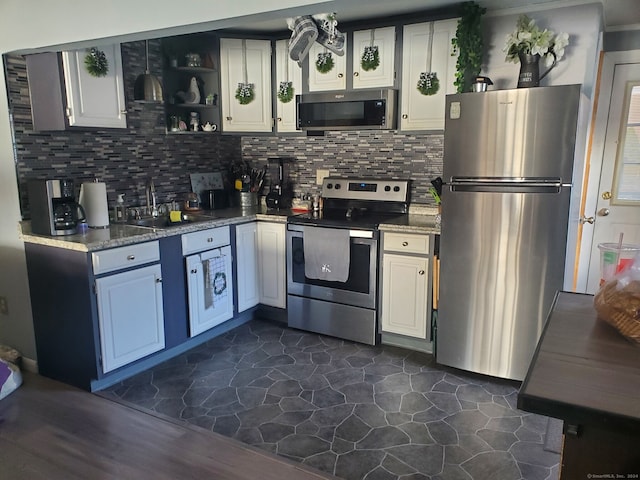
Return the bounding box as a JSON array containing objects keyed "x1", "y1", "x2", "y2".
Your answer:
[
  {"x1": 226, "y1": 116, "x2": 232, "y2": 121},
  {"x1": 338, "y1": 73, "x2": 344, "y2": 78},
  {"x1": 191, "y1": 268, "x2": 198, "y2": 274},
  {"x1": 418, "y1": 270, "x2": 425, "y2": 275},
  {"x1": 353, "y1": 72, "x2": 359, "y2": 77},
  {"x1": 126, "y1": 255, "x2": 136, "y2": 261},
  {"x1": 207, "y1": 237, "x2": 214, "y2": 242},
  {"x1": 402, "y1": 114, "x2": 408, "y2": 119},
  {"x1": 402, "y1": 241, "x2": 408, "y2": 247},
  {"x1": 277, "y1": 117, "x2": 282, "y2": 122},
  {"x1": 156, "y1": 277, "x2": 163, "y2": 283},
  {"x1": 120, "y1": 110, "x2": 127, "y2": 115}
]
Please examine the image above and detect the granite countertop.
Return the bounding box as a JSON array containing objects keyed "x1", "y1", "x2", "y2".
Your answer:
[{"x1": 20, "y1": 204, "x2": 441, "y2": 252}]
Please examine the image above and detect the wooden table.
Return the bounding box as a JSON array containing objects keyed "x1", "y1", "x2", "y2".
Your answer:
[{"x1": 518, "y1": 291, "x2": 640, "y2": 478}]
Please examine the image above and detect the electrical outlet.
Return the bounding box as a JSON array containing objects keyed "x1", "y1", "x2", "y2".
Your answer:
[
  {"x1": 316, "y1": 169, "x2": 330, "y2": 185},
  {"x1": 0, "y1": 296, "x2": 8, "y2": 315}
]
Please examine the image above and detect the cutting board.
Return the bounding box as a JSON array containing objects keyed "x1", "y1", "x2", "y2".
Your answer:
[{"x1": 190, "y1": 172, "x2": 224, "y2": 195}]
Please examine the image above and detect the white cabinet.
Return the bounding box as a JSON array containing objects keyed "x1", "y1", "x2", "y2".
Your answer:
[
  {"x1": 380, "y1": 233, "x2": 431, "y2": 339},
  {"x1": 236, "y1": 222, "x2": 260, "y2": 312},
  {"x1": 257, "y1": 222, "x2": 286, "y2": 309},
  {"x1": 25, "y1": 45, "x2": 126, "y2": 130},
  {"x1": 400, "y1": 19, "x2": 458, "y2": 131},
  {"x1": 352, "y1": 27, "x2": 396, "y2": 89},
  {"x1": 183, "y1": 227, "x2": 234, "y2": 337},
  {"x1": 62, "y1": 44, "x2": 127, "y2": 128},
  {"x1": 219, "y1": 38, "x2": 272, "y2": 132},
  {"x1": 275, "y1": 39, "x2": 303, "y2": 133},
  {"x1": 94, "y1": 243, "x2": 165, "y2": 374},
  {"x1": 307, "y1": 39, "x2": 348, "y2": 92}
]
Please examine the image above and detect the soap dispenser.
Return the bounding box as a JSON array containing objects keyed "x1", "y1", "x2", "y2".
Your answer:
[{"x1": 114, "y1": 194, "x2": 126, "y2": 223}]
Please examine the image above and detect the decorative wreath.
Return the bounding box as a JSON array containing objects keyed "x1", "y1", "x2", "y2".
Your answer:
[
  {"x1": 235, "y1": 83, "x2": 255, "y2": 105},
  {"x1": 417, "y1": 72, "x2": 440, "y2": 96},
  {"x1": 84, "y1": 48, "x2": 109, "y2": 77},
  {"x1": 277, "y1": 81, "x2": 294, "y2": 103},
  {"x1": 213, "y1": 271, "x2": 227, "y2": 295},
  {"x1": 361, "y1": 46, "x2": 380, "y2": 72},
  {"x1": 316, "y1": 52, "x2": 334, "y2": 74}
]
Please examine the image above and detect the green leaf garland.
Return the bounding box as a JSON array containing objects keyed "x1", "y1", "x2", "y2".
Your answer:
[
  {"x1": 316, "y1": 52, "x2": 334, "y2": 74},
  {"x1": 451, "y1": 1, "x2": 486, "y2": 93},
  {"x1": 84, "y1": 48, "x2": 109, "y2": 77},
  {"x1": 361, "y1": 46, "x2": 380, "y2": 71},
  {"x1": 277, "y1": 81, "x2": 294, "y2": 103}
]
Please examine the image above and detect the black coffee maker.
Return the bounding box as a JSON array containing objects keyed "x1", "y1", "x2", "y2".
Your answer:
[
  {"x1": 265, "y1": 157, "x2": 293, "y2": 209},
  {"x1": 28, "y1": 179, "x2": 86, "y2": 236}
]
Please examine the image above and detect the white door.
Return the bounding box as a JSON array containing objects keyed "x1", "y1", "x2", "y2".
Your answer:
[
  {"x1": 307, "y1": 39, "x2": 347, "y2": 92},
  {"x1": 96, "y1": 264, "x2": 165, "y2": 373},
  {"x1": 257, "y1": 222, "x2": 286, "y2": 308},
  {"x1": 236, "y1": 222, "x2": 260, "y2": 312},
  {"x1": 352, "y1": 27, "x2": 396, "y2": 89},
  {"x1": 275, "y1": 39, "x2": 303, "y2": 133},
  {"x1": 585, "y1": 63, "x2": 640, "y2": 292}
]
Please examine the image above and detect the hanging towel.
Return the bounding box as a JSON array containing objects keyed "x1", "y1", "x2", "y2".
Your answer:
[
  {"x1": 203, "y1": 257, "x2": 215, "y2": 309},
  {"x1": 313, "y1": 13, "x2": 345, "y2": 56},
  {"x1": 303, "y1": 226, "x2": 350, "y2": 282}
]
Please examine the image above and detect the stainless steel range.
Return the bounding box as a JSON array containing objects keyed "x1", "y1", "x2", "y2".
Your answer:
[{"x1": 286, "y1": 177, "x2": 410, "y2": 345}]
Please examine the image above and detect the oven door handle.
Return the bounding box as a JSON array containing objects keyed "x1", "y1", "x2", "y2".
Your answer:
[{"x1": 287, "y1": 223, "x2": 374, "y2": 239}]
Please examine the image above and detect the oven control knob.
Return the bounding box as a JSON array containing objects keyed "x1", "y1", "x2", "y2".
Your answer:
[
  {"x1": 326, "y1": 183, "x2": 333, "y2": 189},
  {"x1": 393, "y1": 186, "x2": 400, "y2": 192},
  {"x1": 335, "y1": 183, "x2": 341, "y2": 189},
  {"x1": 384, "y1": 185, "x2": 391, "y2": 192}
]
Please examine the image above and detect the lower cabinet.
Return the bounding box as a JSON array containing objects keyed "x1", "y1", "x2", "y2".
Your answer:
[
  {"x1": 257, "y1": 222, "x2": 286, "y2": 309},
  {"x1": 95, "y1": 263, "x2": 165, "y2": 373},
  {"x1": 234, "y1": 221, "x2": 287, "y2": 311},
  {"x1": 380, "y1": 232, "x2": 432, "y2": 340}
]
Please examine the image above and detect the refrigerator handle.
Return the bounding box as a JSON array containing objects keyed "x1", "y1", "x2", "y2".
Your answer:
[{"x1": 449, "y1": 177, "x2": 566, "y2": 193}]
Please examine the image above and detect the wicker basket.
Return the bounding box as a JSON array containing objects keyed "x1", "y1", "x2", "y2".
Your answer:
[{"x1": 594, "y1": 280, "x2": 640, "y2": 344}]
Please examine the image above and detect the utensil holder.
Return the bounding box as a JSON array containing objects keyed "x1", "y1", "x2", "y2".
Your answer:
[{"x1": 236, "y1": 191, "x2": 258, "y2": 207}]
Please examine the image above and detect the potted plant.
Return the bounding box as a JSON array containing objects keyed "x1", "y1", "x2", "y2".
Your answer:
[
  {"x1": 504, "y1": 14, "x2": 569, "y2": 88},
  {"x1": 451, "y1": 1, "x2": 486, "y2": 93}
]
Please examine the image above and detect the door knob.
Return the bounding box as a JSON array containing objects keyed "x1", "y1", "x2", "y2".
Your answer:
[
  {"x1": 602, "y1": 191, "x2": 612, "y2": 200},
  {"x1": 598, "y1": 208, "x2": 610, "y2": 216},
  {"x1": 579, "y1": 216, "x2": 594, "y2": 224}
]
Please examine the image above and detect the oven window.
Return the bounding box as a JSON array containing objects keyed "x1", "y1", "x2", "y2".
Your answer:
[{"x1": 291, "y1": 236, "x2": 371, "y2": 293}]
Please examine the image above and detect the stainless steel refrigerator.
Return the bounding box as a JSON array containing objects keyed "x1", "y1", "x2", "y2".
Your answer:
[{"x1": 437, "y1": 85, "x2": 580, "y2": 381}]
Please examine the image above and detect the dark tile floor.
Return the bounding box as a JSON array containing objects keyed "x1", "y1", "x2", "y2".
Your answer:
[{"x1": 102, "y1": 320, "x2": 560, "y2": 480}]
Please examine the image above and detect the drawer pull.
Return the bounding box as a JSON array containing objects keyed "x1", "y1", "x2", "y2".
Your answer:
[
  {"x1": 402, "y1": 241, "x2": 409, "y2": 247},
  {"x1": 126, "y1": 255, "x2": 136, "y2": 261},
  {"x1": 207, "y1": 237, "x2": 214, "y2": 242},
  {"x1": 419, "y1": 270, "x2": 425, "y2": 275},
  {"x1": 156, "y1": 277, "x2": 162, "y2": 283},
  {"x1": 191, "y1": 268, "x2": 198, "y2": 274}
]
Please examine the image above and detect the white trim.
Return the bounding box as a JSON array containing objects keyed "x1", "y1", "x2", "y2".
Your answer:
[{"x1": 574, "y1": 49, "x2": 640, "y2": 292}]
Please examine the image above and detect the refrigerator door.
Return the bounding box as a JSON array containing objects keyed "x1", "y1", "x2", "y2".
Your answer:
[
  {"x1": 444, "y1": 85, "x2": 580, "y2": 181},
  {"x1": 437, "y1": 187, "x2": 571, "y2": 380}
]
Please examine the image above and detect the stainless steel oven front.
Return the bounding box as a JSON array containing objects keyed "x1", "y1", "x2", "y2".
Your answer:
[{"x1": 286, "y1": 223, "x2": 379, "y2": 345}]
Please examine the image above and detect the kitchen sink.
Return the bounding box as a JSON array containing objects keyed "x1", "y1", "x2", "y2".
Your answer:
[{"x1": 126, "y1": 213, "x2": 215, "y2": 229}]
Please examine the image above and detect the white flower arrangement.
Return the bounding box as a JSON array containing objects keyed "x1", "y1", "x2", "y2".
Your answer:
[{"x1": 504, "y1": 15, "x2": 569, "y2": 67}]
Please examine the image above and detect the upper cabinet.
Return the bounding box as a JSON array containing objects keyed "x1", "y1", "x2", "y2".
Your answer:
[
  {"x1": 351, "y1": 27, "x2": 396, "y2": 89},
  {"x1": 307, "y1": 39, "x2": 348, "y2": 92},
  {"x1": 400, "y1": 19, "x2": 459, "y2": 131},
  {"x1": 219, "y1": 38, "x2": 272, "y2": 132},
  {"x1": 274, "y1": 39, "x2": 303, "y2": 133},
  {"x1": 26, "y1": 44, "x2": 127, "y2": 130}
]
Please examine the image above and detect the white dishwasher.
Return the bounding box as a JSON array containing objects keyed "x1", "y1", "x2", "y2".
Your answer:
[{"x1": 182, "y1": 226, "x2": 234, "y2": 337}]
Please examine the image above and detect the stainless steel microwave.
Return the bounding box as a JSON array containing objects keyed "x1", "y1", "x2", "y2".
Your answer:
[{"x1": 296, "y1": 89, "x2": 397, "y2": 131}]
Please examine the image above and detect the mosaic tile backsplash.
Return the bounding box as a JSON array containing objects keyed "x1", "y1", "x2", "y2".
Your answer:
[{"x1": 6, "y1": 40, "x2": 443, "y2": 218}]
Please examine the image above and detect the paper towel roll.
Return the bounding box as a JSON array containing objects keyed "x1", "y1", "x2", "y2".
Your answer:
[{"x1": 79, "y1": 182, "x2": 109, "y2": 228}]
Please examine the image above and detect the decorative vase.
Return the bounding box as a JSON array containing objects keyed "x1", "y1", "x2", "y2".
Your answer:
[{"x1": 517, "y1": 52, "x2": 557, "y2": 88}]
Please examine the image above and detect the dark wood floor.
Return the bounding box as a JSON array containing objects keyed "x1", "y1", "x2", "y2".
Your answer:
[{"x1": 0, "y1": 372, "x2": 336, "y2": 480}]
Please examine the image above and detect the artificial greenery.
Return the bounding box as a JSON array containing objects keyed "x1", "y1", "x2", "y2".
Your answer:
[
  {"x1": 451, "y1": 1, "x2": 486, "y2": 93},
  {"x1": 504, "y1": 15, "x2": 569, "y2": 67},
  {"x1": 316, "y1": 52, "x2": 334, "y2": 74},
  {"x1": 277, "y1": 81, "x2": 294, "y2": 103},
  {"x1": 417, "y1": 72, "x2": 440, "y2": 96},
  {"x1": 361, "y1": 46, "x2": 380, "y2": 71},
  {"x1": 84, "y1": 48, "x2": 109, "y2": 77},
  {"x1": 235, "y1": 83, "x2": 255, "y2": 105}
]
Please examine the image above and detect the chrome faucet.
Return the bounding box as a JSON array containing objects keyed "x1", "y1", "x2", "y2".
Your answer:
[{"x1": 147, "y1": 180, "x2": 158, "y2": 218}]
